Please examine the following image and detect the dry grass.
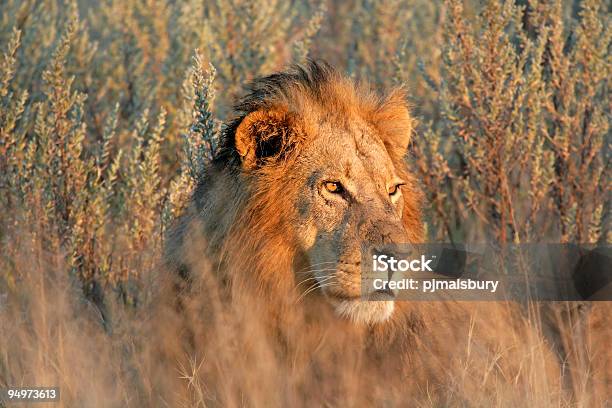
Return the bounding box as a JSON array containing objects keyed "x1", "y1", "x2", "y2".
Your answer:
[{"x1": 0, "y1": 0, "x2": 610, "y2": 406}]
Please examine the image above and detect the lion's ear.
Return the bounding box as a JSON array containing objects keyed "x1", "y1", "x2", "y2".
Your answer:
[
  {"x1": 234, "y1": 108, "x2": 298, "y2": 169},
  {"x1": 371, "y1": 88, "x2": 415, "y2": 163}
]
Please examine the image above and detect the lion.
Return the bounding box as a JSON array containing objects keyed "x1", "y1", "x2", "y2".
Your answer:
[
  {"x1": 167, "y1": 60, "x2": 423, "y2": 325},
  {"x1": 159, "y1": 61, "x2": 564, "y2": 406}
]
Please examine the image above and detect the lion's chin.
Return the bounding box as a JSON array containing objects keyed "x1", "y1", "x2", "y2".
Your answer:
[{"x1": 333, "y1": 299, "x2": 395, "y2": 325}]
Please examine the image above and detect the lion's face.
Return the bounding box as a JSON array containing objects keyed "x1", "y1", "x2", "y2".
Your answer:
[
  {"x1": 290, "y1": 119, "x2": 410, "y2": 324},
  {"x1": 228, "y1": 62, "x2": 421, "y2": 326}
]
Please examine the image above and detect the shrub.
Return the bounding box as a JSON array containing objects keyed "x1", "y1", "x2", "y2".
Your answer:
[{"x1": 0, "y1": 0, "x2": 609, "y2": 405}]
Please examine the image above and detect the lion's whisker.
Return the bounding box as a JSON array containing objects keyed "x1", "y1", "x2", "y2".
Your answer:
[
  {"x1": 300, "y1": 282, "x2": 338, "y2": 301},
  {"x1": 295, "y1": 267, "x2": 340, "y2": 276},
  {"x1": 295, "y1": 275, "x2": 334, "y2": 290},
  {"x1": 296, "y1": 280, "x2": 340, "y2": 303},
  {"x1": 294, "y1": 262, "x2": 337, "y2": 274}
]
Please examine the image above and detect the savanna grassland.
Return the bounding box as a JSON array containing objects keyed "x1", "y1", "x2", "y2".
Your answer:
[{"x1": 0, "y1": 0, "x2": 610, "y2": 407}]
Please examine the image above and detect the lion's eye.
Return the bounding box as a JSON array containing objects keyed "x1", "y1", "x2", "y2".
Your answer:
[
  {"x1": 389, "y1": 184, "x2": 403, "y2": 196},
  {"x1": 324, "y1": 181, "x2": 344, "y2": 194}
]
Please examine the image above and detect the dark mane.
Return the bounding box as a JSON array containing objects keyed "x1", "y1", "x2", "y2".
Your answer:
[
  {"x1": 209, "y1": 59, "x2": 413, "y2": 182},
  {"x1": 213, "y1": 60, "x2": 340, "y2": 167},
  {"x1": 233, "y1": 60, "x2": 337, "y2": 114}
]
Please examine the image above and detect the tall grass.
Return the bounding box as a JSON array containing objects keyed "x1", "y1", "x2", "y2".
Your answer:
[
  {"x1": 414, "y1": 0, "x2": 610, "y2": 243},
  {"x1": 0, "y1": 0, "x2": 610, "y2": 406}
]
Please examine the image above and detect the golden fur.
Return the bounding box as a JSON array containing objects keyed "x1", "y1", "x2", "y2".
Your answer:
[
  {"x1": 166, "y1": 61, "x2": 423, "y2": 322},
  {"x1": 160, "y1": 61, "x2": 562, "y2": 405}
]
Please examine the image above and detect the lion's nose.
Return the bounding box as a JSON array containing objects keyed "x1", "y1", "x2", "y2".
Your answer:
[
  {"x1": 360, "y1": 218, "x2": 409, "y2": 246},
  {"x1": 360, "y1": 222, "x2": 409, "y2": 266},
  {"x1": 379, "y1": 222, "x2": 409, "y2": 245}
]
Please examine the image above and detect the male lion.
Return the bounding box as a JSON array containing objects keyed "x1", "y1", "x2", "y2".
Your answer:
[
  {"x1": 160, "y1": 61, "x2": 562, "y2": 406},
  {"x1": 167, "y1": 60, "x2": 423, "y2": 325}
]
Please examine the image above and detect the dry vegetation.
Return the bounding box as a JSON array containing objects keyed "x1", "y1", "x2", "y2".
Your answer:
[{"x1": 0, "y1": 0, "x2": 610, "y2": 406}]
